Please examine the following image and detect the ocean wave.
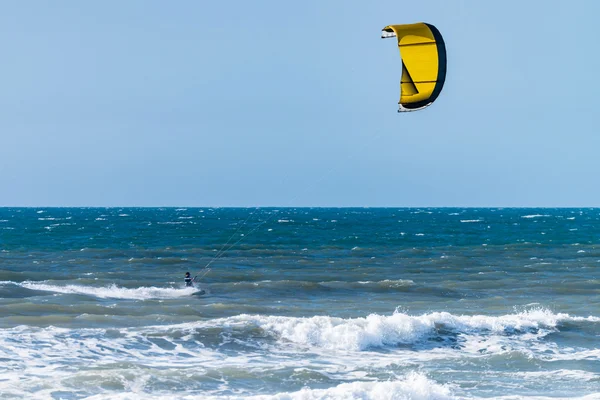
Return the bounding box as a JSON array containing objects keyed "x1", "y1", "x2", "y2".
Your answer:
[
  {"x1": 239, "y1": 373, "x2": 453, "y2": 400},
  {"x1": 230, "y1": 309, "x2": 554, "y2": 351},
  {"x1": 145, "y1": 308, "x2": 600, "y2": 352},
  {"x1": 1, "y1": 310, "x2": 599, "y2": 399},
  {"x1": 490, "y1": 396, "x2": 600, "y2": 400},
  {"x1": 59, "y1": 373, "x2": 455, "y2": 400},
  {"x1": 521, "y1": 214, "x2": 551, "y2": 219},
  {"x1": 20, "y1": 282, "x2": 197, "y2": 300},
  {"x1": 511, "y1": 369, "x2": 598, "y2": 382},
  {"x1": 0, "y1": 270, "x2": 28, "y2": 281},
  {"x1": 77, "y1": 375, "x2": 600, "y2": 400},
  {"x1": 220, "y1": 279, "x2": 414, "y2": 293},
  {"x1": 354, "y1": 279, "x2": 414, "y2": 288}
]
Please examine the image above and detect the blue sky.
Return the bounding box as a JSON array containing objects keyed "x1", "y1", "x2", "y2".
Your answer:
[{"x1": 1, "y1": 1, "x2": 599, "y2": 207}]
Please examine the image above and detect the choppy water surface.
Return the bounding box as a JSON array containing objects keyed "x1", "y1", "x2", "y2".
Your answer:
[{"x1": 0, "y1": 208, "x2": 599, "y2": 399}]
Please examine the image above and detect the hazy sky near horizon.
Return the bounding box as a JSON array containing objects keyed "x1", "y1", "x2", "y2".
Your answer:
[{"x1": 1, "y1": 1, "x2": 599, "y2": 207}]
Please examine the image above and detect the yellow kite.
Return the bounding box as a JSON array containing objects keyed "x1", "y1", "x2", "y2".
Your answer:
[{"x1": 381, "y1": 23, "x2": 447, "y2": 112}]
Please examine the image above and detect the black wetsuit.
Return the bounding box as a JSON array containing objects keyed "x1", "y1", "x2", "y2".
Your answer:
[{"x1": 185, "y1": 276, "x2": 193, "y2": 287}]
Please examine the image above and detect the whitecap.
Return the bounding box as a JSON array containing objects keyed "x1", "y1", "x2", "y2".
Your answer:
[
  {"x1": 20, "y1": 282, "x2": 197, "y2": 300},
  {"x1": 176, "y1": 308, "x2": 600, "y2": 352},
  {"x1": 240, "y1": 372, "x2": 453, "y2": 400}
]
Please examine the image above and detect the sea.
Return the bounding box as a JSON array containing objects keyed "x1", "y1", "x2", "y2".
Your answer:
[{"x1": 0, "y1": 207, "x2": 599, "y2": 399}]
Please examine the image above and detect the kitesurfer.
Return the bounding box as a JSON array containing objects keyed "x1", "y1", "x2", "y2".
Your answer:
[{"x1": 184, "y1": 272, "x2": 194, "y2": 287}]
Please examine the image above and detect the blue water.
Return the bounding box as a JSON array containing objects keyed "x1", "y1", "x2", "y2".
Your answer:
[{"x1": 0, "y1": 208, "x2": 599, "y2": 399}]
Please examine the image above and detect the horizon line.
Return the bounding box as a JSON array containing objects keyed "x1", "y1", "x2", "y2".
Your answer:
[{"x1": 0, "y1": 205, "x2": 598, "y2": 209}]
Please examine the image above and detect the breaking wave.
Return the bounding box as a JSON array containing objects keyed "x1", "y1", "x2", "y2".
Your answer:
[{"x1": 19, "y1": 282, "x2": 197, "y2": 300}]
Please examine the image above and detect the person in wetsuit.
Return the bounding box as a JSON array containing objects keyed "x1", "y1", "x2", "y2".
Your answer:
[{"x1": 184, "y1": 272, "x2": 194, "y2": 287}]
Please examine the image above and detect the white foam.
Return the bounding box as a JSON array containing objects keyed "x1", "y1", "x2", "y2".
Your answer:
[
  {"x1": 1, "y1": 308, "x2": 599, "y2": 399},
  {"x1": 460, "y1": 219, "x2": 482, "y2": 223},
  {"x1": 514, "y1": 369, "x2": 597, "y2": 381},
  {"x1": 355, "y1": 279, "x2": 414, "y2": 288},
  {"x1": 538, "y1": 347, "x2": 600, "y2": 362},
  {"x1": 151, "y1": 308, "x2": 599, "y2": 353},
  {"x1": 521, "y1": 214, "x2": 550, "y2": 219},
  {"x1": 20, "y1": 282, "x2": 197, "y2": 300},
  {"x1": 68, "y1": 387, "x2": 600, "y2": 400},
  {"x1": 245, "y1": 372, "x2": 453, "y2": 400},
  {"x1": 491, "y1": 395, "x2": 600, "y2": 400},
  {"x1": 77, "y1": 373, "x2": 454, "y2": 400},
  {"x1": 0, "y1": 325, "x2": 221, "y2": 399}
]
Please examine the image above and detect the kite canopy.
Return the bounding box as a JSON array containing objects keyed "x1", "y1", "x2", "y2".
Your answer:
[{"x1": 381, "y1": 23, "x2": 447, "y2": 112}]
